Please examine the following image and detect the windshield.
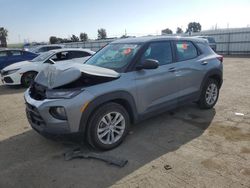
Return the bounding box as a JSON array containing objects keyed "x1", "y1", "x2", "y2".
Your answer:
[
  {"x1": 30, "y1": 51, "x2": 54, "y2": 62},
  {"x1": 85, "y1": 43, "x2": 141, "y2": 70}
]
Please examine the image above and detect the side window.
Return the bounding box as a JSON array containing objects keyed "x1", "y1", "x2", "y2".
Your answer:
[
  {"x1": 141, "y1": 42, "x2": 173, "y2": 66},
  {"x1": 10, "y1": 51, "x2": 22, "y2": 56},
  {"x1": 48, "y1": 46, "x2": 61, "y2": 51},
  {"x1": 38, "y1": 47, "x2": 48, "y2": 53},
  {"x1": 51, "y1": 52, "x2": 68, "y2": 61},
  {"x1": 0, "y1": 51, "x2": 8, "y2": 58},
  {"x1": 175, "y1": 41, "x2": 198, "y2": 61},
  {"x1": 67, "y1": 51, "x2": 91, "y2": 59}
]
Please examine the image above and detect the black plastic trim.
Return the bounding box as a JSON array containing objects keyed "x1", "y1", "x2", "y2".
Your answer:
[{"x1": 79, "y1": 91, "x2": 138, "y2": 133}]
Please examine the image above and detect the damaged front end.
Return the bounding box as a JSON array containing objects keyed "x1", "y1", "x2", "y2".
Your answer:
[{"x1": 29, "y1": 64, "x2": 120, "y2": 100}]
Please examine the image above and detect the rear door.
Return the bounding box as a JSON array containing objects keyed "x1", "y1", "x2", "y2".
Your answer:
[
  {"x1": 135, "y1": 41, "x2": 179, "y2": 114},
  {"x1": 173, "y1": 41, "x2": 205, "y2": 101}
]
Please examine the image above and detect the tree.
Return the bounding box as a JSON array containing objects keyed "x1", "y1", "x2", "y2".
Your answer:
[
  {"x1": 0, "y1": 27, "x2": 8, "y2": 47},
  {"x1": 49, "y1": 36, "x2": 58, "y2": 44},
  {"x1": 186, "y1": 22, "x2": 202, "y2": 33},
  {"x1": 71, "y1": 35, "x2": 79, "y2": 42},
  {"x1": 161, "y1": 28, "x2": 173, "y2": 35},
  {"x1": 97, "y1": 28, "x2": 107, "y2": 39},
  {"x1": 80, "y1": 32, "x2": 88, "y2": 41},
  {"x1": 176, "y1": 27, "x2": 183, "y2": 34}
]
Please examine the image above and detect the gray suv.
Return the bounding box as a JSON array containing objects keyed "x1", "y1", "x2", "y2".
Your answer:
[{"x1": 24, "y1": 36, "x2": 223, "y2": 150}]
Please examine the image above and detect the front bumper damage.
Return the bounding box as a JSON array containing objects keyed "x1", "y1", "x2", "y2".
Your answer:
[{"x1": 24, "y1": 89, "x2": 94, "y2": 135}]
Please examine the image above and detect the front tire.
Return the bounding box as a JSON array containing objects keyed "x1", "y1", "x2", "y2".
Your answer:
[
  {"x1": 198, "y1": 78, "x2": 220, "y2": 109},
  {"x1": 21, "y1": 71, "x2": 37, "y2": 88},
  {"x1": 86, "y1": 103, "x2": 130, "y2": 150}
]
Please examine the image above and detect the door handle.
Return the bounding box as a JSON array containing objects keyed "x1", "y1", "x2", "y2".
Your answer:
[
  {"x1": 201, "y1": 61, "x2": 208, "y2": 65},
  {"x1": 168, "y1": 67, "x2": 176, "y2": 72}
]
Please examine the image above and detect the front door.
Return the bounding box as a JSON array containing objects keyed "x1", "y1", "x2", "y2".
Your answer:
[{"x1": 135, "y1": 41, "x2": 179, "y2": 114}]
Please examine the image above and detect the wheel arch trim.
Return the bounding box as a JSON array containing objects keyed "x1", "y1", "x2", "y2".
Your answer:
[{"x1": 79, "y1": 90, "x2": 138, "y2": 133}]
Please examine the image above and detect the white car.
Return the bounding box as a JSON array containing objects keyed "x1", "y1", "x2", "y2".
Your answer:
[
  {"x1": 25, "y1": 44, "x2": 64, "y2": 54},
  {"x1": 0, "y1": 48, "x2": 95, "y2": 87}
]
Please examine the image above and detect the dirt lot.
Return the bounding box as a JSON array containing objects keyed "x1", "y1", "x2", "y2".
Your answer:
[{"x1": 0, "y1": 57, "x2": 249, "y2": 188}]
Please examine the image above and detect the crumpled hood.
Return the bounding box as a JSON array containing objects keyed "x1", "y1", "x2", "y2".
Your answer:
[
  {"x1": 35, "y1": 63, "x2": 120, "y2": 89},
  {"x1": 3, "y1": 60, "x2": 33, "y2": 71}
]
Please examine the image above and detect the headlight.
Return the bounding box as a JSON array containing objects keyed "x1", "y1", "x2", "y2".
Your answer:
[
  {"x1": 6, "y1": 69, "x2": 20, "y2": 75},
  {"x1": 49, "y1": 107, "x2": 67, "y2": 120},
  {"x1": 46, "y1": 88, "x2": 84, "y2": 99}
]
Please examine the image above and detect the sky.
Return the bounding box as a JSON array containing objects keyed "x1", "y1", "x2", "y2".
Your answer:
[{"x1": 1, "y1": 0, "x2": 250, "y2": 44}]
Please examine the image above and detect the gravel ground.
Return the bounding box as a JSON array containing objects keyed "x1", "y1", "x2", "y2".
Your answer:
[{"x1": 0, "y1": 57, "x2": 249, "y2": 188}]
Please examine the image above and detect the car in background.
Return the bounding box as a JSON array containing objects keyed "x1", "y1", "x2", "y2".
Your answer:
[
  {"x1": 1, "y1": 48, "x2": 95, "y2": 87},
  {"x1": 0, "y1": 49, "x2": 38, "y2": 70},
  {"x1": 195, "y1": 36, "x2": 217, "y2": 52},
  {"x1": 24, "y1": 36, "x2": 223, "y2": 150},
  {"x1": 27, "y1": 44, "x2": 64, "y2": 54},
  {"x1": 23, "y1": 42, "x2": 47, "y2": 51}
]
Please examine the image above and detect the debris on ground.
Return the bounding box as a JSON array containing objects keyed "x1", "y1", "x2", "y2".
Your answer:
[
  {"x1": 64, "y1": 147, "x2": 128, "y2": 168},
  {"x1": 235, "y1": 112, "x2": 245, "y2": 116},
  {"x1": 164, "y1": 164, "x2": 172, "y2": 170}
]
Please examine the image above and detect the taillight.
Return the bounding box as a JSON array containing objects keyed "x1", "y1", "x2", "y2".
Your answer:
[{"x1": 217, "y1": 56, "x2": 223, "y2": 63}]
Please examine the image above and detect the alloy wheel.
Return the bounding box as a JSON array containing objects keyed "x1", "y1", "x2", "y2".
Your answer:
[{"x1": 97, "y1": 112, "x2": 125, "y2": 145}]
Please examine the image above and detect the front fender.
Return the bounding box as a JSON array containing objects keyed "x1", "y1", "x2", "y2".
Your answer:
[{"x1": 79, "y1": 90, "x2": 138, "y2": 133}]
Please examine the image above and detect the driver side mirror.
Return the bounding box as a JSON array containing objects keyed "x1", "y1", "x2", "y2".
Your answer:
[{"x1": 136, "y1": 59, "x2": 159, "y2": 70}]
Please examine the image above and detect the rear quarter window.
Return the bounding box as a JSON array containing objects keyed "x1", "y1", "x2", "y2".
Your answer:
[
  {"x1": 196, "y1": 42, "x2": 215, "y2": 54},
  {"x1": 175, "y1": 41, "x2": 198, "y2": 61}
]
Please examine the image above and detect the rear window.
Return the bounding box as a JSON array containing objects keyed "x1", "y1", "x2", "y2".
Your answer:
[{"x1": 175, "y1": 41, "x2": 198, "y2": 61}]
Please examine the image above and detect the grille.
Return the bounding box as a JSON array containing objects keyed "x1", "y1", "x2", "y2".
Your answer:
[
  {"x1": 29, "y1": 82, "x2": 47, "y2": 100},
  {"x1": 26, "y1": 103, "x2": 45, "y2": 126}
]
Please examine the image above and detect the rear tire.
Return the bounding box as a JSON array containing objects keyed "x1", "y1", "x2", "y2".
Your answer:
[
  {"x1": 86, "y1": 102, "x2": 130, "y2": 150},
  {"x1": 21, "y1": 71, "x2": 37, "y2": 88},
  {"x1": 198, "y1": 78, "x2": 220, "y2": 109}
]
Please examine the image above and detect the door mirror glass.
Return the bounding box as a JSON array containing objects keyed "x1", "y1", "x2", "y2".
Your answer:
[{"x1": 136, "y1": 59, "x2": 159, "y2": 70}]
